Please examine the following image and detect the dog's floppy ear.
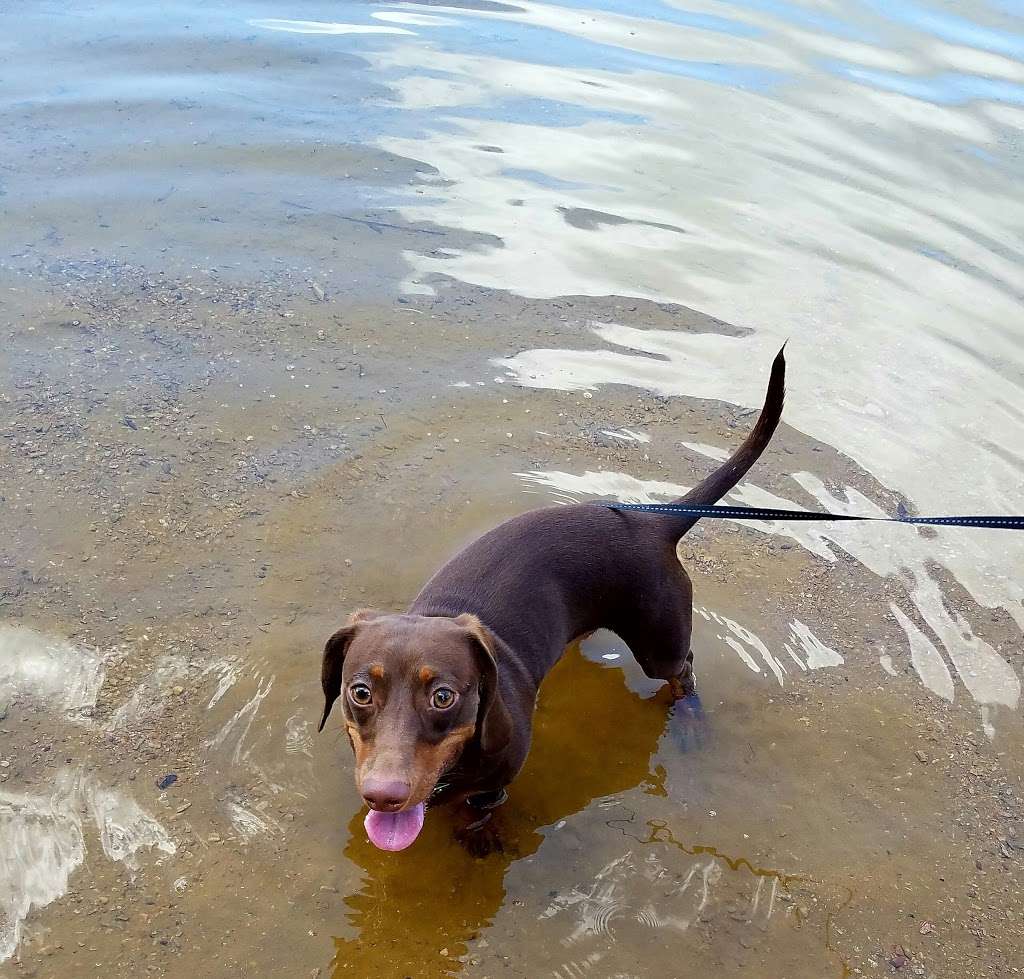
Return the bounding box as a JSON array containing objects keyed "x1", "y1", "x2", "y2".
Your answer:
[
  {"x1": 318, "y1": 609, "x2": 382, "y2": 732},
  {"x1": 455, "y1": 613, "x2": 512, "y2": 755}
]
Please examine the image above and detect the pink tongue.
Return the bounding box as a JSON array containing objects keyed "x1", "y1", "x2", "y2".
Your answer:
[{"x1": 364, "y1": 802, "x2": 426, "y2": 851}]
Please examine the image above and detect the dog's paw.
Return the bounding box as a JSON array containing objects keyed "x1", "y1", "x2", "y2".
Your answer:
[
  {"x1": 668, "y1": 692, "x2": 708, "y2": 753},
  {"x1": 455, "y1": 811, "x2": 506, "y2": 858},
  {"x1": 466, "y1": 787, "x2": 508, "y2": 812}
]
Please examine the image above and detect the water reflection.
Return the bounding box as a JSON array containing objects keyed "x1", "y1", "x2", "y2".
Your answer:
[
  {"x1": 330, "y1": 643, "x2": 670, "y2": 977},
  {"x1": 361, "y1": 0, "x2": 1024, "y2": 692}
]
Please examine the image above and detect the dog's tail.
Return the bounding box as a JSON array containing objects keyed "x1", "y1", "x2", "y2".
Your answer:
[{"x1": 661, "y1": 346, "x2": 786, "y2": 537}]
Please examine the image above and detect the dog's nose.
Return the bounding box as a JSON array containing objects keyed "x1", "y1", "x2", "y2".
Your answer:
[{"x1": 361, "y1": 777, "x2": 412, "y2": 811}]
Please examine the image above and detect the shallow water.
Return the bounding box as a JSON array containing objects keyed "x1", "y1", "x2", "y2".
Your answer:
[{"x1": 2, "y1": 0, "x2": 1024, "y2": 976}]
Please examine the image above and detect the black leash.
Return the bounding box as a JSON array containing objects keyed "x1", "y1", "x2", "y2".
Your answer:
[{"x1": 599, "y1": 500, "x2": 1024, "y2": 531}]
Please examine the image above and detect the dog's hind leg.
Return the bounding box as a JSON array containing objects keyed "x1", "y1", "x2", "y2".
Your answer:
[
  {"x1": 614, "y1": 564, "x2": 695, "y2": 692},
  {"x1": 613, "y1": 565, "x2": 705, "y2": 750}
]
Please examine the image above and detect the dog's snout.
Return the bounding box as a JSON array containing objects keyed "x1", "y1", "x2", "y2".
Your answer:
[{"x1": 361, "y1": 777, "x2": 412, "y2": 811}]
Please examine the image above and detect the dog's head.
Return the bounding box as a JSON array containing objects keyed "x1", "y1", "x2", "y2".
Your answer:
[{"x1": 318, "y1": 610, "x2": 512, "y2": 823}]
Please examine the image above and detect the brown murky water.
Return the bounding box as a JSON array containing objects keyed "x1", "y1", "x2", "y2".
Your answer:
[{"x1": 2, "y1": 1, "x2": 1024, "y2": 977}]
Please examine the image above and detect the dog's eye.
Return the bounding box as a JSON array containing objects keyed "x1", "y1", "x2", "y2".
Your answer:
[
  {"x1": 349, "y1": 684, "x2": 372, "y2": 706},
  {"x1": 431, "y1": 688, "x2": 456, "y2": 710}
]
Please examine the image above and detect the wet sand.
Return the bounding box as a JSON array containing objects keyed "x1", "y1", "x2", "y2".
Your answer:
[{"x1": 2, "y1": 261, "x2": 1022, "y2": 978}]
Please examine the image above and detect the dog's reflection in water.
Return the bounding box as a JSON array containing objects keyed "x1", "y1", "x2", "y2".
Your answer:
[{"x1": 329, "y1": 641, "x2": 675, "y2": 978}]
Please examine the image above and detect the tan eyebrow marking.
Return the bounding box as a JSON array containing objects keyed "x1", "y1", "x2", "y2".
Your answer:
[
  {"x1": 418, "y1": 666, "x2": 435, "y2": 684},
  {"x1": 369, "y1": 664, "x2": 385, "y2": 680}
]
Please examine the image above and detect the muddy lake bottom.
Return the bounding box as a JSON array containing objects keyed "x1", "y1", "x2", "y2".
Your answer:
[{"x1": 1, "y1": 261, "x2": 1022, "y2": 979}]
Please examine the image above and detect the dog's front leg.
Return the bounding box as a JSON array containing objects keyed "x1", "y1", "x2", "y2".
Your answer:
[{"x1": 454, "y1": 788, "x2": 510, "y2": 857}]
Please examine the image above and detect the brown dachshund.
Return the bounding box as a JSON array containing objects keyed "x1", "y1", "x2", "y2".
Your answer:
[{"x1": 319, "y1": 349, "x2": 785, "y2": 850}]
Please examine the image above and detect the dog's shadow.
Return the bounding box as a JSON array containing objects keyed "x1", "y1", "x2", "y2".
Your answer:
[{"x1": 328, "y1": 641, "x2": 677, "y2": 977}]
